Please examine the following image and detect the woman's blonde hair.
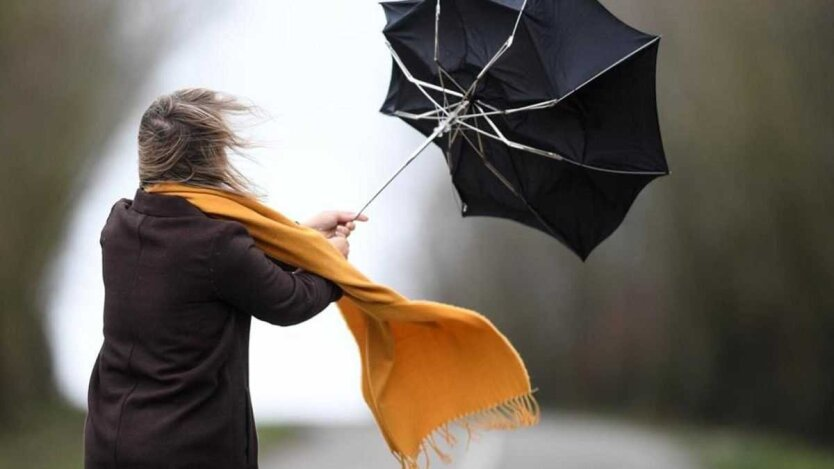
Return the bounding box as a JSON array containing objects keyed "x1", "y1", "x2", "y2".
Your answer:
[{"x1": 138, "y1": 88, "x2": 261, "y2": 198}]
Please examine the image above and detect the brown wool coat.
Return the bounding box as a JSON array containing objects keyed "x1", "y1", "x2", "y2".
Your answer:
[{"x1": 84, "y1": 187, "x2": 342, "y2": 469}]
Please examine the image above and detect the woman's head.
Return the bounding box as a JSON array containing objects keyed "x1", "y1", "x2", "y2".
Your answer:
[{"x1": 138, "y1": 88, "x2": 259, "y2": 197}]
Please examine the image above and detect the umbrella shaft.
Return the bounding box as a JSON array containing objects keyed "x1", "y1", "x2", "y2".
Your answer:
[
  {"x1": 353, "y1": 102, "x2": 468, "y2": 220},
  {"x1": 352, "y1": 124, "x2": 444, "y2": 221}
]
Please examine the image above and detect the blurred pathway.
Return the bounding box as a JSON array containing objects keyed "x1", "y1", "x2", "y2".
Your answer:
[{"x1": 261, "y1": 413, "x2": 700, "y2": 469}]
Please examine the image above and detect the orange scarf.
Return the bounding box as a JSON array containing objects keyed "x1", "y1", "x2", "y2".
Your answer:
[{"x1": 145, "y1": 182, "x2": 539, "y2": 467}]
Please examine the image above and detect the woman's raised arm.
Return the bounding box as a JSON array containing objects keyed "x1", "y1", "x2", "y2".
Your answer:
[{"x1": 210, "y1": 222, "x2": 342, "y2": 326}]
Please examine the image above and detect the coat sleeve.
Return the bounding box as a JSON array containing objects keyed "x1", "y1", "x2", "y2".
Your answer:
[{"x1": 210, "y1": 222, "x2": 343, "y2": 326}]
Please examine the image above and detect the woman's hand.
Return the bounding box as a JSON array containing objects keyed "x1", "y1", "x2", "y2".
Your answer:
[
  {"x1": 302, "y1": 211, "x2": 368, "y2": 239},
  {"x1": 303, "y1": 211, "x2": 366, "y2": 260},
  {"x1": 328, "y1": 234, "x2": 350, "y2": 259}
]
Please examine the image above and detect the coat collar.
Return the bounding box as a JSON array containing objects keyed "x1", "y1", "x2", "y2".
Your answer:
[{"x1": 131, "y1": 186, "x2": 207, "y2": 218}]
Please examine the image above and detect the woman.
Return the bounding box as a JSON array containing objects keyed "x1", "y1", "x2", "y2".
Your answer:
[{"x1": 84, "y1": 88, "x2": 367, "y2": 469}]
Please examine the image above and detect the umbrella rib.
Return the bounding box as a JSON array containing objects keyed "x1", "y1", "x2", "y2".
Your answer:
[
  {"x1": 387, "y1": 40, "x2": 459, "y2": 133},
  {"x1": 431, "y1": 0, "x2": 468, "y2": 128},
  {"x1": 472, "y1": 0, "x2": 528, "y2": 83},
  {"x1": 463, "y1": 36, "x2": 664, "y2": 118},
  {"x1": 460, "y1": 131, "x2": 521, "y2": 199},
  {"x1": 450, "y1": 0, "x2": 529, "y2": 110},
  {"x1": 458, "y1": 116, "x2": 665, "y2": 175},
  {"x1": 433, "y1": 0, "x2": 441, "y2": 63},
  {"x1": 387, "y1": 41, "x2": 465, "y2": 105},
  {"x1": 450, "y1": 105, "x2": 668, "y2": 176},
  {"x1": 438, "y1": 65, "x2": 467, "y2": 94},
  {"x1": 434, "y1": 2, "x2": 453, "y2": 118},
  {"x1": 473, "y1": 113, "x2": 528, "y2": 206},
  {"x1": 393, "y1": 104, "x2": 457, "y2": 121},
  {"x1": 473, "y1": 104, "x2": 668, "y2": 176}
]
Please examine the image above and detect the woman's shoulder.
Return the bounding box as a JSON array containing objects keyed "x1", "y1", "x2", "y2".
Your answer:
[
  {"x1": 207, "y1": 217, "x2": 252, "y2": 241},
  {"x1": 100, "y1": 194, "x2": 255, "y2": 251},
  {"x1": 99, "y1": 198, "x2": 132, "y2": 246},
  {"x1": 208, "y1": 218, "x2": 298, "y2": 271},
  {"x1": 205, "y1": 217, "x2": 259, "y2": 260}
]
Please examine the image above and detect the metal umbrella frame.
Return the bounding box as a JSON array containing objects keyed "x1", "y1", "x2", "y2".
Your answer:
[{"x1": 355, "y1": 0, "x2": 667, "y2": 222}]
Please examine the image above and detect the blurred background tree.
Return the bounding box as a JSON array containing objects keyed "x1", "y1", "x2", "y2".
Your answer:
[
  {"x1": 414, "y1": 0, "x2": 834, "y2": 444},
  {"x1": 0, "y1": 0, "x2": 171, "y2": 431}
]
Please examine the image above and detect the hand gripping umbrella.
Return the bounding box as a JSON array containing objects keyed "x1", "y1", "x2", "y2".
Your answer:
[{"x1": 356, "y1": 0, "x2": 669, "y2": 260}]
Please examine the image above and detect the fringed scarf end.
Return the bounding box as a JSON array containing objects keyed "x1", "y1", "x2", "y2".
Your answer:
[{"x1": 392, "y1": 392, "x2": 541, "y2": 469}]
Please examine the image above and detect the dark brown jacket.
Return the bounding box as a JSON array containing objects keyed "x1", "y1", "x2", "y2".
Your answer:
[{"x1": 84, "y1": 187, "x2": 342, "y2": 469}]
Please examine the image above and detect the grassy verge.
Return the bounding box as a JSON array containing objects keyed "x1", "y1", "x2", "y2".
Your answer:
[
  {"x1": 0, "y1": 401, "x2": 291, "y2": 469},
  {"x1": 685, "y1": 428, "x2": 834, "y2": 469},
  {"x1": 257, "y1": 424, "x2": 295, "y2": 449},
  {"x1": 0, "y1": 401, "x2": 85, "y2": 469},
  {"x1": 585, "y1": 409, "x2": 834, "y2": 469}
]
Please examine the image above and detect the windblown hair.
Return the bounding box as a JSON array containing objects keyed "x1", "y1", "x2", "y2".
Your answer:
[{"x1": 138, "y1": 88, "x2": 261, "y2": 198}]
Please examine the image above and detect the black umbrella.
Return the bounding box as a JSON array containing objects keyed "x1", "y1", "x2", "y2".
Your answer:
[{"x1": 358, "y1": 0, "x2": 668, "y2": 260}]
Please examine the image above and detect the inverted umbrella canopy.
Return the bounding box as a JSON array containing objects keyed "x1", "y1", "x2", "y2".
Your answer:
[{"x1": 375, "y1": 0, "x2": 668, "y2": 260}]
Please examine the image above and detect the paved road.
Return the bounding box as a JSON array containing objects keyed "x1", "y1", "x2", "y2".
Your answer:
[{"x1": 261, "y1": 413, "x2": 700, "y2": 469}]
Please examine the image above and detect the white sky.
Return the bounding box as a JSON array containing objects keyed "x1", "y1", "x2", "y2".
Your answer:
[{"x1": 46, "y1": 0, "x2": 451, "y2": 424}]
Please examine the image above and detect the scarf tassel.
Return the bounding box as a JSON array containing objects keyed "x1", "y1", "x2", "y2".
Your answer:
[{"x1": 391, "y1": 392, "x2": 541, "y2": 469}]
